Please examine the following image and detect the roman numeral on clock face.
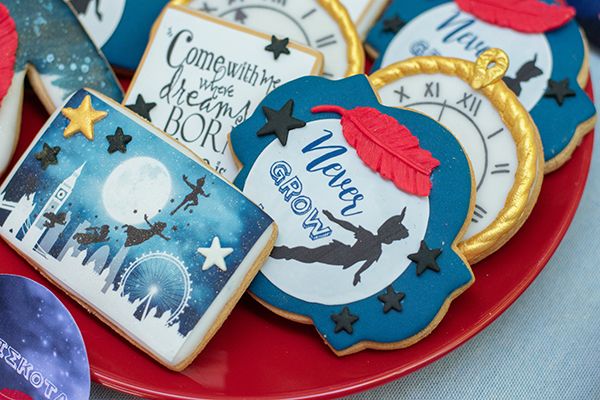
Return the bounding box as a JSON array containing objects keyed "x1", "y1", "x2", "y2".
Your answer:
[
  {"x1": 471, "y1": 204, "x2": 488, "y2": 224},
  {"x1": 394, "y1": 86, "x2": 410, "y2": 103},
  {"x1": 424, "y1": 82, "x2": 439, "y2": 98},
  {"x1": 315, "y1": 34, "x2": 337, "y2": 48},
  {"x1": 457, "y1": 92, "x2": 482, "y2": 117},
  {"x1": 491, "y1": 163, "x2": 511, "y2": 175}
]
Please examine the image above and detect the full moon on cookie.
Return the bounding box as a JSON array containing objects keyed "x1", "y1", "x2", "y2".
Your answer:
[{"x1": 102, "y1": 156, "x2": 172, "y2": 225}]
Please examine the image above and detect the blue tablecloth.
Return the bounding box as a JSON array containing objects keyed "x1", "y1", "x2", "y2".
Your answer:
[{"x1": 91, "y1": 50, "x2": 600, "y2": 400}]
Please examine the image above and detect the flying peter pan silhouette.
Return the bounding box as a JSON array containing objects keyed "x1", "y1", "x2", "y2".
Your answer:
[{"x1": 271, "y1": 208, "x2": 409, "y2": 286}]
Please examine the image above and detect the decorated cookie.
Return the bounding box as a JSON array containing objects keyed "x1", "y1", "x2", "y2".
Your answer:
[
  {"x1": 0, "y1": 89, "x2": 277, "y2": 371},
  {"x1": 0, "y1": 0, "x2": 122, "y2": 175},
  {"x1": 370, "y1": 49, "x2": 544, "y2": 263},
  {"x1": 124, "y1": 4, "x2": 323, "y2": 181},
  {"x1": 68, "y1": 0, "x2": 170, "y2": 71},
  {"x1": 366, "y1": 0, "x2": 597, "y2": 173},
  {"x1": 231, "y1": 75, "x2": 475, "y2": 355},
  {"x1": 186, "y1": 0, "x2": 364, "y2": 79},
  {"x1": 340, "y1": 0, "x2": 389, "y2": 39},
  {"x1": 0, "y1": 275, "x2": 90, "y2": 400}
]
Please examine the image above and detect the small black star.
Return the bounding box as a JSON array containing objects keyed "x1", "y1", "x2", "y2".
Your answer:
[
  {"x1": 106, "y1": 127, "x2": 132, "y2": 154},
  {"x1": 34, "y1": 143, "x2": 61, "y2": 170},
  {"x1": 126, "y1": 94, "x2": 156, "y2": 122},
  {"x1": 331, "y1": 307, "x2": 359, "y2": 334},
  {"x1": 382, "y1": 15, "x2": 405, "y2": 34},
  {"x1": 408, "y1": 241, "x2": 442, "y2": 276},
  {"x1": 234, "y1": 9, "x2": 248, "y2": 23},
  {"x1": 257, "y1": 99, "x2": 306, "y2": 145},
  {"x1": 378, "y1": 286, "x2": 405, "y2": 313},
  {"x1": 265, "y1": 35, "x2": 291, "y2": 60},
  {"x1": 544, "y1": 78, "x2": 576, "y2": 106}
]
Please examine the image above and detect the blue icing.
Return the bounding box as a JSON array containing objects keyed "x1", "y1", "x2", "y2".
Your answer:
[
  {"x1": 3, "y1": 0, "x2": 122, "y2": 102},
  {"x1": 366, "y1": 0, "x2": 596, "y2": 165},
  {"x1": 232, "y1": 75, "x2": 474, "y2": 351}
]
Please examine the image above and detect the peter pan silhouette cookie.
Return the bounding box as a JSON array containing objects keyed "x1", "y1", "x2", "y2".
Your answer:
[
  {"x1": 231, "y1": 75, "x2": 475, "y2": 355},
  {"x1": 187, "y1": 0, "x2": 364, "y2": 79},
  {"x1": 370, "y1": 49, "x2": 544, "y2": 263},
  {"x1": 0, "y1": 0, "x2": 122, "y2": 175},
  {"x1": 124, "y1": 4, "x2": 323, "y2": 180},
  {"x1": 0, "y1": 89, "x2": 277, "y2": 371},
  {"x1": 340, "y1": 0, "x2": 389, "y2": 38},
  {"x1": 366, "y1": 0, "x2": 597, "y2": 173}
]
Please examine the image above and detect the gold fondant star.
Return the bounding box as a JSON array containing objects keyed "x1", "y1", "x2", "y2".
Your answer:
[{"x1": 61, "y1": 95, "x2": 107, "y2": 141}]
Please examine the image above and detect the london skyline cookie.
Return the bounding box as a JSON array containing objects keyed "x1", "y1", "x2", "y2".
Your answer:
[
  {"x1": 231, "y1": 75, "x2": 475, "y2": 355},
  {"x1": 0, "y1": 88, "x2": 277, "y2": 371},
  {"x1": 340, "y1": 0, "x2": 389, "y2": 39},
  {"x1": 186, "y1": 0, "x2": 364, "y2": 79},
  {"x1": 123, "y1": 3, "x2": 323, "y2": 181},
  {"x1": 0, "y1": 0, "x2": 123, "y2": 175},
  {"x1": 366, "y1": 0, "x2": 597, "y2": 173},
  {"x1": 370, "y1": 49, "x2": 544, "y2": 263}
]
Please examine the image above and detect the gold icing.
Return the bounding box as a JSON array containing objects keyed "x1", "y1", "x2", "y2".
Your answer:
[
  {"x1": 369, "y1": 49, "x2": 544, "y2": 263},
  {"x1": 61, "y1": 95, "x2": 107, "y2": 141}
]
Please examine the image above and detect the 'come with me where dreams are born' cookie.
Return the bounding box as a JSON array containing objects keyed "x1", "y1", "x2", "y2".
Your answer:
[
  {"x1": 339, "y1": 0, "x2": 389, "y2": 39},
  {"x1": 231, "y1": 75, "x2": 475, "y2": 355},
  {"x1": 370, "y1": 49, "x2": 544, "y2": 263},
  {"x1": 0, "y1": 0, "x2": 123, "y2": 175},
  {"x1": 186, "y1": 0, "x2": 364, "y2": 79},
  {"x1": 124, "y1": 3, "x2": 323, "y2": 181},
  {"x1": 0, "y1": 88, "x2": 277, "y2": 371},
  {"x1": 366, "y1": 0, "x2": 597, "y2": 173}
]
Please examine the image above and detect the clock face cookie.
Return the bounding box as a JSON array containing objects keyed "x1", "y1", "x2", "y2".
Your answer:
[
  {"x1": 0, "y1": 89, "x2": 277, "y2": 371},
  {"x1": 0, "y1": 0, "x2": 122, "y2": 175},
  {"x1": 187, "y1": 0, "x2": 364, "y2": 79},
  {"x1": 124, "y1": 4, "x2": 323, "y2": 181},
  {"x1": 69, "y1": 0, "x2": 169, "y2": 70},
  {"x1": 231, "y1": 75, "x2": 475, "y2": 355},
  {"x1": 339, "y1": 0, "x2": 389, "y2": 38},
  {"x1": 366, "y1": 0, "x2": 597, "y2": 173},
  {"x1": 371, "y1": 49, "x2": 544, "y2": 263}
]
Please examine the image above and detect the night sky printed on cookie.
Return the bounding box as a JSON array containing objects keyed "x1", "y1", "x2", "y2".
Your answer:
[
  {"x1": 0, "y1": 89, "x2": 276, "y2": 371},
  {"x1": 0, "y1": 0, "x2": 122, "y2": 175},
  {"x1": 124, "y1": 4, "x2": 323, "y2": 181},
  {"x1": 187, "y1": 0, "x2": 364, "y2": 79},
  {"x1": 231, "y1": 75, "x2": 475, "y2": 355},
  {"x1": 370, "y1": 49, "x2": 544, "y2": 263},
  {"x1": 366, "y1": 0, "x2": 597, "y2": 173},
  {"x1": 69, "y1": 0, "x2": 169, "y2": 70}
]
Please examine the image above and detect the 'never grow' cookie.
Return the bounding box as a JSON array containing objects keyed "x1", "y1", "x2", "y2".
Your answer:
[
  {"x1": 0, "y1": 89, "x2": 277, "y2": 371},
  {"x1": 366, "y1": 0, "x2": 597, "y2": 173},
  {"x1": 124, "y1": 3, "x2": 323, "y2": 180},
  {"x1": 231, "y1": 75, "x2": 475, "y2": 355},
  {"x1": 370, "y1": 49, "x2": 544, "y2": 263},
  {"x1": 186, "y1": 0, "x2": 364, "y2": 79}
]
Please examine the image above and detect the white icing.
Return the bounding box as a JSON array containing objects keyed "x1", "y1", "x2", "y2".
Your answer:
[
  {"x1": 244, "y1": 119, "x2": 429, "y2": 305},
  {"x1": 73, "y1": 0, "x2": 126, "y2": 48},
  {"x1": 0, "y1": 70, "x2": 26, "y2": 174},
  {"x1": 125, "y1": 6, "x2": 321, "y2": 181},
  {"x1": 340, "y1": 0, "x2": 388, "y2": 38},
  {"x1": 377, "y1": 73, "x2": 518, "y2": 240},
  {"x1": 380, "y1": 2, "x2": 553, "y2": 111},
  {"x1": 188, "y1": 0, "x2": 350, "y2": 78}
]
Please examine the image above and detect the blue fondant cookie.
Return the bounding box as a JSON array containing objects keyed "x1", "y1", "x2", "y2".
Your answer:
[
  {"x1": 231, "y1": 75, "x2": 475, "y2": 355},
  {"x1": 366, "y1": 0, "x2": 597, "y2": 173}
]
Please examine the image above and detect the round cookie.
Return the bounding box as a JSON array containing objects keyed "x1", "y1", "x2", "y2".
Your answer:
[
  {"x1": 366, "y1": 0, "x2": 597, "y2": 173},
  {"x1": 370, "y1": 49, "x2": 544, "y2": 263},
  {"x1": 186, "y1": 0, "x2": 364, "y2": 78},
  {"x1": 231, "y1": 75, "x2": 475, "y2": 355}
]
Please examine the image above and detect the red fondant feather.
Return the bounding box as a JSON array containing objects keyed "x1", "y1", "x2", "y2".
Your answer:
[
  {"x1": 312, "y1": 105, "x2": 440, "y2": 197},
  {"x1": 0, "y1": 4, "x2": 17, "y2": 104},
  {"x1": 0, "y1": 389, "x2": 33, "y2": 400},
  {"x1": 455, "y1": 0, "x2": 575, "y2": 33}
]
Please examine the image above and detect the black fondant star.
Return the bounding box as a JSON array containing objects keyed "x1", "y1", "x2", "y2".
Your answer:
[
  {"x1": 544, "y1": 78, "x2": 576, "y2": 106},
  {"x1": 265, "y1": 35, "x2": 291, "y2": 60},
  {"x1": 408, "y1": 241, "x2": 442, "y2": 276},
  {"x1": 383, "y1": 15, "x2": 405, "y2": 33},
  {"x1": 106, "y1": 127, "x2": 132, "y2": 154},
  {"x1": 126, "y1": 94, "x2": 157, "y2": 122},
  {"x1": 378, "y1": 286, "x2": 405, "y2": 313},
  {"x1": 34, "y1": 143, "x2": 61, "y2": 170},
  {"x1": 257, "y1": 99, "x2": 306, "y2": 145},
  {"x1": 331, "y1": 307, "x2": 359, "y2": 334}
]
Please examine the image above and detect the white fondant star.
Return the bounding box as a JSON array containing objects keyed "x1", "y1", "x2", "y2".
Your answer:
[{"x1": 197, "y1": 237, "x2": 233, "y2": 272}]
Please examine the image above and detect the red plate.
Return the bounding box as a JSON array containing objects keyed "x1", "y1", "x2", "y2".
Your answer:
[{"x1": 1, "y1": 80, "x2": 594, "y2": 400}]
